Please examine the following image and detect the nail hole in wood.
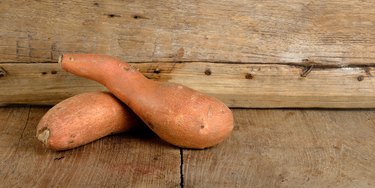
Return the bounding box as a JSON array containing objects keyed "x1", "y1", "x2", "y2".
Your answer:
[
  {"x1": 153, "y1": 68, "x2": 161, "y2": 74},
  {"x1": 204, "y1": 69, "x2": 212, "y2": 75},
  {"x1": 41, "y1": 72, "x2": 47, "y2": 75},
  {"x1": 93, "y1": 2, "x2": 99, "y2": 6},
  {"x1": 357, "y1": 75, "x2": 364, "y2": 81},
  {"x1": 245, "y1": 73, "x2": 253, "y2": 79},
  {"x1": 106, "y1": 14, "x2": 121, "y2": 18},
  {"x1": 132, "y1": 15, "x2": 149, "y2": 19},
  {"x1": 51, "y1": 70, "x2": 57, "y2": 74}
]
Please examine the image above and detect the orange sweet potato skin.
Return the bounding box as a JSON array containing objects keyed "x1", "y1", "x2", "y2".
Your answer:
[
  {"x1": 60, "y1": 54, "x2": 234, "y2": 149},
  {"x1": 140, "y1": 83, "x2": 234, "y2": 149},
  {"x1": 36, "y1": 91, "x2": 140, "y2": 151}
]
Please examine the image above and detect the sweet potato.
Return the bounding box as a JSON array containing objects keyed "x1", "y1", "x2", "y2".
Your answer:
[
  {"x1": 36, "y1": 91, "x2": 140, "y2": 151},
  {"x1": 59, "y1": 54, "x2": 234, "y2": 149}
]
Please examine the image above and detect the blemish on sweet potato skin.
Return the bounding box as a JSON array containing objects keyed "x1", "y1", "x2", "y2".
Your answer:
[{"x1": 37, "y1": 128, "x2": 50, "y2": 146}]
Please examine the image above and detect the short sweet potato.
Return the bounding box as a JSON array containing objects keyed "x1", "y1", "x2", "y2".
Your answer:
[{"x1": 36, "y1": 91, "x2": 140, "y2": 151}]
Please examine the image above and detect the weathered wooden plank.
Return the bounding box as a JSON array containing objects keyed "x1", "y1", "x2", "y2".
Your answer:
[
  {"x1": 1, "y1": 0, "x2": 375, "y2": 65},
  {"x1": 183, "y1": 109, "x2": 375, "y2": 187},
  {"x1": 0, "y1": 106, "x2": 180, "y2": 187},
  {"x1": 1, "y1": 62, "x2": 375, "y2": 108}
]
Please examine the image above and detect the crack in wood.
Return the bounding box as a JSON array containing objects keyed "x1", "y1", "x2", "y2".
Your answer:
[
  {"x1": 180, "y1": 148, "x2": 184, "y2": 188},
  {"x1": 1, "y1": 61, "x2": 374, "y2": 108},
  {"x1": 14, "y1": 106, "x2": 31, "y2": 154},
  {"x1": 0, "y1": 66, "x2": 7, "y2": 77},
  {"x1": 300, "y1": 65, "x2": 314, "y2": 77},
  {"x1": 3, "y1": 60, "x2": 375, "y2": 69}
]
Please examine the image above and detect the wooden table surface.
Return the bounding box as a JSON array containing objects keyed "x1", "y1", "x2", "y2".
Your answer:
[{"x1": 1, "y1": 106, "x2": 374, "y2": 187}]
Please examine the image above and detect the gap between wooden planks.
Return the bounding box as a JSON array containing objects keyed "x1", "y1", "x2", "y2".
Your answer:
[
  {"x1": 0, "y1": 61, "x2": 374, "y2": 108},
  {"x1": 1, "y1": 106, "x2": 375, "y2": 187},
  {"x1": 183, "y1": 109, "x2": 375, "y2": 187}
]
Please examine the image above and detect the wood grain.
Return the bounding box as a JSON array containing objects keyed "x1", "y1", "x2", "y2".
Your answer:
[
  {"x1": 2, "y1": 107, "x2": 375, "y2": 187},
  {"x1": 0, "y1": 106, "x2": 180, "y2": 187},
  {"x1": 183, "y1": 109, "x2": 375, "y2": 187},
  {"x1": 1, "y1": 62, "x2": 375, "y2": 108},
  {"x1": 1, "y1": 0, "x2": 375, "y2": 66}
]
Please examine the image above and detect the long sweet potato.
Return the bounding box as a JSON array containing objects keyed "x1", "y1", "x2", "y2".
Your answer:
[
  {"x1": 36, "y1": 91, "x2": 140, "y2": 151},
  {"x1": 59, "y1": 54, "x2": 234, "y2": 149}
]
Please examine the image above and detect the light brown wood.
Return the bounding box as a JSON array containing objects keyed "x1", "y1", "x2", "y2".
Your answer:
[
  {"x1": 0, "y1": 106, "x2": 180, "y2": 187},
  {"x1": 1, "y1": 0, "x2": 375, "y2": 66},
  {"x1": 1, "y1": 62, "x2": 375, "y2": 108},
  {"x1": 183, "y1": 109, "x2": 375, "y2": 187},
  {"x1": 2, "y1": 1, "x2": 375, "y2": 108}
]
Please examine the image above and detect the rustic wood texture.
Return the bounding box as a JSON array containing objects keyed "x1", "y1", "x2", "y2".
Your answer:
[
  {"x1": 2, "y1": 107, "x2": 375, "y2": 187},
  {"x1": 183, "y1": 109, "x2": 375, "y2": 187},
  {"x1": 0, "y1": 106, "x2": 180, "y2": 187},
  {"x1": 1, "y1": 62, "x2": 375, "y2": 108},
  {"x1": 1, "y1": 0, "x2": 375, "y2": 65},
  {"x1": 1, "y1": 0, "x2": 375, "y2": 108}
]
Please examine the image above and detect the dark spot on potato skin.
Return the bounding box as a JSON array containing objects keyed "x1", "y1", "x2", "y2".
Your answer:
[
  {"x1": 201, "y1": 125, "x2": 205, "y2": 129},
  {"x1": 70, "y1": 134, "x2": 76, "y2": 138},
  {"x1": 68, "y1": 140, "x2": 74, "y2": 144}
]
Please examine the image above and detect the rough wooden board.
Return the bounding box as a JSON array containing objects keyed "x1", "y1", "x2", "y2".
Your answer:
[
  {"x1": 0, "y1": 106, "x2": 180, "y2": 187},
  {"x1": 1, "y1": 0, "x2": 375, "y2": 66},
  {"x1": 0, "y1": 63, "x2": 106, "y2": 105},
  {"x1": 183, "y1": 109, "x2": 375, "y2": 187},
  {"x1": 1, "y1": 62, "x2": 375, "y2": 108}
]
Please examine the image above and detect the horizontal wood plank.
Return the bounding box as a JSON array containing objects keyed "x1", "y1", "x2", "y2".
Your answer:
[
  {"x1": 183, "y1": 109, "x2": 375, "y2": 187},
  {"x1": 1, "y1": 0, "x2": 375, "y2": 65},
  {"x1": 0, "y1": 62, "x2": 375, "y2": 108},
  {"x1": 0, "y1": 106, "x2": 180, "y2": 187}
]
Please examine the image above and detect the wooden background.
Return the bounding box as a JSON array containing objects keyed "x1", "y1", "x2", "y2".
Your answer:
[
  {"x1": 1, "y1": 1, "x2": 375, "y2": 187},
  {"x1": 1, "y1": 0, "x2": 375, "y2": 108}
]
